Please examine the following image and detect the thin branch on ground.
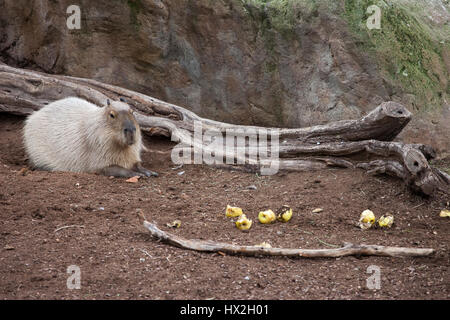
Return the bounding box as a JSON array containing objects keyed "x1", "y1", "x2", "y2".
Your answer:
[{"x1": 142, "y1": 221, "x2": 435, "y2": 258}]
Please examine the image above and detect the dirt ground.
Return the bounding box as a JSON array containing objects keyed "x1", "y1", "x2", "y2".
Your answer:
[{"x1": 0, "y1": 113, "x2": 448, "y2": 300}]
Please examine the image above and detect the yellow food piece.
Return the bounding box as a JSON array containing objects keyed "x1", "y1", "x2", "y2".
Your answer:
[
  {"x1": 255, "y1": 242, "x2": 272, "y2": 248},
  {"x1": 360, "y1": 209, "x2": 375, "y2": 224},
  {"x1": 236, "y1": 214, "x2": 252, "y2": 230},
  {"x1": 312, "y1": 208, "x2": 323, "y2": 213},
  {"x1": 226, "y1": 205, "x2": 243, "y2": 218},
  {"x1": 359, "y1": 209, "x2": 376, "y2": 230},
  {"x1": 166, "y1": 220, "x2": 182, "y2": 228},
  {"x1": 277, "y1": 205, "x2": 293, "y2": 222},
  {"x1": 378, "y1": 215, "x2": 394, "y2": 228},
  {"x1": 258, "y1": 209, "x2": 276, "y2": 224},
  {"x1": 440, "y1": 210, "x2": 450, "y2": 218}
]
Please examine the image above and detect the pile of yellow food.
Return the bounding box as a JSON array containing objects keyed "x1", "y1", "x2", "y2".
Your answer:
[
  {"x1": 358, "y1": 209, "x2": 394, "y2": 230},
  {"x1": 225, "y1": 205, "x2": 293, "y2": 231}
]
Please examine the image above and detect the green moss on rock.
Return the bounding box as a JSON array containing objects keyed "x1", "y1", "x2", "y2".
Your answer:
[
  {"x1": 342, "y1": 0, "x2": 449, "y2": 112},
  {"x1": 126, "y1": 0, "x2": 143, "y2": 29},
  {"x1": 241, "y1": 0, "x2": 318, "y2": 36},
  {"x1": 240, "y1": 0, "x2": 449, "y2": 113}
]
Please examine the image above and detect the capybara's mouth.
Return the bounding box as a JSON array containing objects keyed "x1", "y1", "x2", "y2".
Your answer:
[{"x1": 125, "y1": 133, "x2": 135, "y2": 146}]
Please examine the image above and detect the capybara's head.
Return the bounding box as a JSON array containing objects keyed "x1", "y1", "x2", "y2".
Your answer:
[{"x1": 104, "y1": 99, "x2": 140, "y2": 147}]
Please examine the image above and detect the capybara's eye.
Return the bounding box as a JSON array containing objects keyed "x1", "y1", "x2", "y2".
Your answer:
[{"x1": 110, "y1": 112, "x2": 115, "y2": 119}]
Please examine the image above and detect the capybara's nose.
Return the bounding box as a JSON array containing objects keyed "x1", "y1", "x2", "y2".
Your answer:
[
  {"x1": 124, "y1": 125, "x2": 136, "y2": 145},
  {"x1": 124, "y1": 127, "x2": 136, "y2": 134},
  {"x1": 124, "y1": 122, "x2": 136, "y2": 134}
]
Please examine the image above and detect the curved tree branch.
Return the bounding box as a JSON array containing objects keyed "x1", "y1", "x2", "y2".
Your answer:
[{"x1": 0, "y1": 62, "x2": 448, "y2": 196}]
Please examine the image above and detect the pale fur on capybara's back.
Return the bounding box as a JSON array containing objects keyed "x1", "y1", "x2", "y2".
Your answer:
[{"x1": 23, "y1": 97, "x2": 143, "y2": 173}]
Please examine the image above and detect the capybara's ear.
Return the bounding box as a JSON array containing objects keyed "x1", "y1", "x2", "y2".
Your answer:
[{"x1": 106, "y1": 99, "x2": 111, "y2": 107}]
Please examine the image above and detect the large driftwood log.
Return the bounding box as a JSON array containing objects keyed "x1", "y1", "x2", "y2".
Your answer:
[
  {"x1": 142, "y1": 221, "x2": 435, "y2": 258},
  {"x1": 0, "y1": 62, "x2": 448, "y2": 195}
]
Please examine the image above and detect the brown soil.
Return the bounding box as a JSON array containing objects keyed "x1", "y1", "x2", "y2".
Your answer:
[{"x1": 0, "y1": 114, "x2": 448, "y2": 300}]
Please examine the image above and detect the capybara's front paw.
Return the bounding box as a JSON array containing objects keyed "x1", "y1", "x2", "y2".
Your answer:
[
  {"x1": 141, "y1": 168, "x2": 159, "y2": 177},
  {"x1": 133, "y1": 162, "x2": 158, "y2": 177}
]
